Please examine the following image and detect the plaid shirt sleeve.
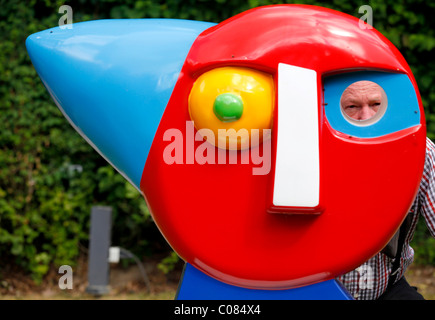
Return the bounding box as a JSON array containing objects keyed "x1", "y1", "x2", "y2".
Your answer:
[{"x1": 417, "y1": 137, "x2": 435, "y2": 237}]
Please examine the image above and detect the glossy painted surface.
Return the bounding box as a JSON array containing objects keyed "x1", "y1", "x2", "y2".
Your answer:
[
  {"x1": 26, "y1": 19, "x2": 215, "y2": 190},
  {"x1": 274, "y1": 63, "x2": 320, "y2": 209},
  {"x1": 141, "y1": 5, "x2": 426, "y2": 289},
  {"x1": 189, "y1": 66, "x2": 274, "y2": 150}
]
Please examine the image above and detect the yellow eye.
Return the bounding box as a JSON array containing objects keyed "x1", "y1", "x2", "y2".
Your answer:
[{"x1": 188, "y1": 67, "x2": 274, "y2": 150}]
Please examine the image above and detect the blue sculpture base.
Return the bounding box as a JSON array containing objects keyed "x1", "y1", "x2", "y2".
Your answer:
[{"x1": 176, "y1": 263, "x2": 353, "y2": 300}]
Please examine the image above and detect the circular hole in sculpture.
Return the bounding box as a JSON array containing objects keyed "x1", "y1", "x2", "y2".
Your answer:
[{"x1": 340, "y1": 80, "x2": 388, "y2": 126}]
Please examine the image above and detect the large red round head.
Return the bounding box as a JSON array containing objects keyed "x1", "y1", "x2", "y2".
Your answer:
[{"x1": 141, "y1": 5, "x2": 426, "y2": 289}]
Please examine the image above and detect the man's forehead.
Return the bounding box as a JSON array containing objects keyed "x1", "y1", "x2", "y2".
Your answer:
[{"x1": 344, "y1": 81, "x2": 382, "y2": 92}]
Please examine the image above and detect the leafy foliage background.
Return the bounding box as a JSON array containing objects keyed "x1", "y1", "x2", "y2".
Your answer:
[{"x1": 1, "y1": 0, "x2": 434, "y2": 283}]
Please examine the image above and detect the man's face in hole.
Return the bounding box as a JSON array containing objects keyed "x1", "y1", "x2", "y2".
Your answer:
[{"x1": 341, "y1": 81, "x2": 383, "y2": 121}]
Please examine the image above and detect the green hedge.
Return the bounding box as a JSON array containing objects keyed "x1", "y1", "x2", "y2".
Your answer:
[{"x1": 1, "y1": 0, "x2": 434, "y2": 283}]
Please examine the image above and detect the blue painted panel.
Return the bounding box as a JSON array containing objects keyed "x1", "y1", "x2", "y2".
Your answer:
[
  {"x1": 324, "y1": 71, "x2": 420, "y2": 138},
  {"x1": 26, "y1": 19, "x2": 216, "y2": 189},
  {"x1": 176, "y1": 263, "x2": 353, "y2": 300}
]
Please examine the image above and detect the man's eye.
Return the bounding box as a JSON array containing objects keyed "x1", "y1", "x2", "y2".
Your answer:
[{"x1": 346, "y1": 105, "x2": 357, "y2": 109}]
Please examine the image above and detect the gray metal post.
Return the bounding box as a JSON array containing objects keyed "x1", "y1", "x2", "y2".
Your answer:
[{"x1": 86, "y1": 206, "x2": 112, "y2": 295}]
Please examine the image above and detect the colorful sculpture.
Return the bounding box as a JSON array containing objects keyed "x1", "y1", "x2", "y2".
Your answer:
[{"x1": 26, "y1": 5, "x2": 426, "y2": 299}]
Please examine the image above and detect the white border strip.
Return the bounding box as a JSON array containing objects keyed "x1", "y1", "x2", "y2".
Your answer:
[{"x1": 273, "y1": 63, "x2": 319, "y2": 207}]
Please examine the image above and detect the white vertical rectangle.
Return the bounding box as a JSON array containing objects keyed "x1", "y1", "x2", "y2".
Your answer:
[{"x1": 273, "y1": 63, "x2": 319, "y2": 207}]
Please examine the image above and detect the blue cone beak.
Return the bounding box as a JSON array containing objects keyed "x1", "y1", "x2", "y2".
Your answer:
[{"x1": 26, "y1": 19, "x2": 215, "y2": 190}]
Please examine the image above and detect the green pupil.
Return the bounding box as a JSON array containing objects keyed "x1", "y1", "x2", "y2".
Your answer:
[{"x1": 213, "y1": 93, "x2": 244, "y2": 122}]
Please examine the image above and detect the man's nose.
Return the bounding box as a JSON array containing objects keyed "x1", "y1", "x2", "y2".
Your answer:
[{"x1": 358, "y1": 105, "x2": 375, "y2": 120}]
